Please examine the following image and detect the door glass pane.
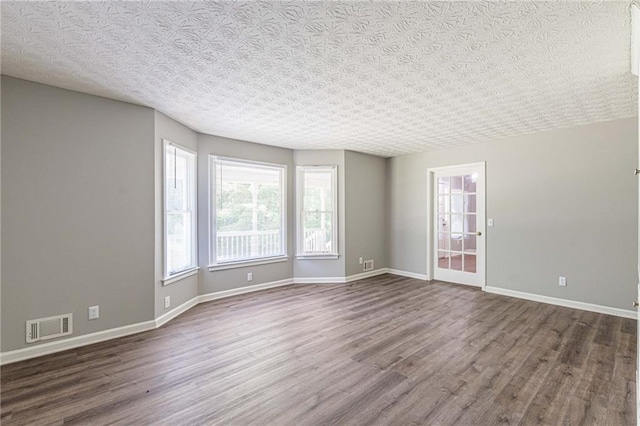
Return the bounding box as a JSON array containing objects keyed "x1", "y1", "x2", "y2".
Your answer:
[
  {"x1": 464, "y1": 254, "x2": 476, "y2": 273},
  {"x1": 450, "y1": 214, "x2": 463, "y2": 233},
  {"x1": 464, "y1": 194, "x2": 476, "y2": 213},
  {"x1": 464, "y1": 174, "x2": 477, "y2": 193},
  {"x1": 438, "y1": 233, "x2": 450, "y2": 250},
  {"x1": 438, "y1": 251, "x2": 449, "y2": 269},
  {"x1": 451, "y1": 176, "x2": 463, "y2": 192},
  {"x1": 438, "y1": 196, "x2": 448, "y2": 214},
  {"x1": 464, "y1": 234, "x2": 477, "y2": 253},
  {"x1": 438, "y1": 214, "x2": 449, "y2": 232},
  {"x1": 450, "y1": 233, "x2": 463, "y2": 252},
  {"x1": 438, "y1": 177, "x2": 450, "y2": 194},
  {"x1": 451, "y1": 194, "x2": 463, "y2": 214},
  {"x1": 451, "y1": 253, "x2": 462, "y2": 271},
  {"x1": 464, "y1": 215, "x2": 476, "y2": 233}
]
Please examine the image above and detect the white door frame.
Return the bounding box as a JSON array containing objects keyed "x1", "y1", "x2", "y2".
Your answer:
[{"x1": 426, "y1": 162, "x2": 486, "y2": 290}]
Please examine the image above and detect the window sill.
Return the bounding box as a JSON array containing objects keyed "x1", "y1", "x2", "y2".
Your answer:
[
  {"x1": 163, "y1": 267, "x2": 200, "y2": 286},
  {"x1": 208, "y1": 256, "x2": 289, "y2": 272},
  {"x1": 296, "y1": 254, "x2": 340, "y2": 260}
]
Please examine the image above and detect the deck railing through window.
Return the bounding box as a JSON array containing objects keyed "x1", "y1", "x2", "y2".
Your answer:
[
  {"x1": 217, "y1": 230, "x2": 281, "y2": 261},
  {"x1": 303, "y1": 228, "x2": 331, "y2": 253}
]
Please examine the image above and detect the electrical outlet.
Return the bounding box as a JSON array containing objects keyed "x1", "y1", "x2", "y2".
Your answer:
[
  {"x1": 247, "y1": 272, "x2": 253, "y2": 281},
  {"x1": 559, "y1": 276, "x2": 567, "y2": 287},
  {"x1": 164, "y1": 296, "x2": 171, "y2": 309},
  {"x1": 88, "y1": 306, "x2": 99, "y2": 320},
  {"x1": 359, "y1": 257, "x2": 363, "y2": 265}
]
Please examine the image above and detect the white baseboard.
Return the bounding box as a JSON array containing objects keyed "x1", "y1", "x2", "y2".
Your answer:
[
  {"x1": 0, "y1": 320, "x2": 156, "y2": 366},
  {"x1": 293, "y1": 268, "x2": 390, "y2": 284},
  {"x1": 485, "y1": 286, "x2": 636, "y2": 319},
  {"x1": 0, "y1": 278, "x2": 295, "y2": 366},
  {"x1": 155, "y1": 296, "x2": 199, "y2": 328},
  {"x1": 198, "y1": 279, "x2": 294, "y2": 303},
  {"x1": 345, "y1": 268, "x2": 389, "y2": 282},
  {"x1": 0, "y1": 271, "x2": 428, "y2": 366},
  {"x1": 293, "y1": 276, "x2": 347, "y2": 284},
  {"x1": 387, "y1": 268, "x2": 428, "y2": 281}
]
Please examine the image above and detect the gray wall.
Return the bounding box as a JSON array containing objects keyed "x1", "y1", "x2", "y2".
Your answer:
[
  {"x1": 1, "y1": 77, "x2": 156, "y2": 352},
  {"x1": 293, "y1": 150, "x2": 346, "y2": 278},
  {"x1": 197, "y1": 134, "x2": 294, "y2": 294},
  {"x1": 154, "y1": 111, "x2": 199, "y2": 317},
  {"x1": 344, "y1": 150, "x2": 387, "y2": 276},
  {"x1": 387, "y1": 117, "x2": 638, "y2": 310}
]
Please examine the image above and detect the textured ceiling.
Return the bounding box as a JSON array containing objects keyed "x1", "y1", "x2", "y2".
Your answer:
[{"x1": 1, "y1": 1, "x2": 637, "y2": 157}]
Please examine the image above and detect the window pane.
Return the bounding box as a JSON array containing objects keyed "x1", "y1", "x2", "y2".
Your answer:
[
  {"x1": 214, "y1": 160, "x2": 285, "y2": 263},
  {"x1": 165, "y1": 144, "x2": 196, "y2": 276},
  {"x1": 303, "y1": 211, "x2": 333, "y2": 253},
  {"x1": 167, "y1": 212, "x2": 192, "y2": 273},
  {"x1": 298, "y1": 167, "x2": 337, "y2": 255},
  {"x1": 303, "y1": 171, "x2": 332, "y2": 210}
]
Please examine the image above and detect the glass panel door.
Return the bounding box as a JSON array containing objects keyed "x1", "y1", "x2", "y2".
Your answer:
[{"x1": 432, "y1": 164, "x2": 485, "y2": 287}]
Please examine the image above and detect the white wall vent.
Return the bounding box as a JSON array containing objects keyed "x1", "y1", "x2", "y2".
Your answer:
[
  {"x1": 26, "y1": 313, "x2": 73, "y2": 343},
  {"x1": 363, "y1": 259, "x2": 374, "y2": 271}
]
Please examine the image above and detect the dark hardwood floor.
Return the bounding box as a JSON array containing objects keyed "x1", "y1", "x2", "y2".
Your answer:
[{"x1": 1, "y1": 274, "x2": 636, "y2": 425}]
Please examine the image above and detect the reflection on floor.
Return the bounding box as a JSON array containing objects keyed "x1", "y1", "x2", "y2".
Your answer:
[{"x1": 438, "y1": 253, "x2": 476, "y2": 272}]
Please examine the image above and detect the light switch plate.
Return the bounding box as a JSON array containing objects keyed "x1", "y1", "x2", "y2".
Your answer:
[{"x1": 488, "y1": 218, "x2": 494, "y2": 227}]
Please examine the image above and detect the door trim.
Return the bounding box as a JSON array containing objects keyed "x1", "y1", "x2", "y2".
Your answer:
[{"x1": 426, "y1": 162, "x2": 486, "y2": 290}]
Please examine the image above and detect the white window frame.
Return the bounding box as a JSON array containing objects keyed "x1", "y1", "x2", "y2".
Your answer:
[
  {"x1": 209, "y1": 156, "x2": 288, "y2": 271},
  {"x1": 296, "y1": 165, "x2": 339, "y2": 259},
  {"x1": 163, "y1": 140, "x2": 198, "y2": 285}
]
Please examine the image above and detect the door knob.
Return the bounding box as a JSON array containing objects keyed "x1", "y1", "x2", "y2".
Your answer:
[
  {"x1": 635, "y1": 169, "x2": 640, "y2": 175},
  {"x1": 634, "y1": 301, "x2": 639, "y2": 307},
  {"x1": 476, "y1": 231, "x2": 482, "y2": 236}
]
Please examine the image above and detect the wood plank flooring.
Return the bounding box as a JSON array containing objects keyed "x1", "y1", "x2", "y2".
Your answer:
[{"x1": 1, "y1": 274, "x2": 636, "y2": 425}]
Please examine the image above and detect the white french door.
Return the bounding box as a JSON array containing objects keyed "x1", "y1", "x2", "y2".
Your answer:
[{"x1": 429, "y1": 163, "x2": 486, "y2": 288}]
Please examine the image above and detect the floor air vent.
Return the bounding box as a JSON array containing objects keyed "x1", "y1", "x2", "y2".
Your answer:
[
  {"x1": 26, "y1": 314, "x2": 73, "y2": 343},
  {"x1": 363, "y1": 260, "x2": 374, "y2": 271}
]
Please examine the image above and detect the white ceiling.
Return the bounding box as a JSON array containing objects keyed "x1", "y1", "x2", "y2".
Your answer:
[{"x1": 2, "y1": 1, "x2": 637, "y2": 157}]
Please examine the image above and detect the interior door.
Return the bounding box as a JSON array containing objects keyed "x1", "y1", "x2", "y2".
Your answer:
[{"x1": 432, "y1": 164, "x2": 485, "y2": 287}]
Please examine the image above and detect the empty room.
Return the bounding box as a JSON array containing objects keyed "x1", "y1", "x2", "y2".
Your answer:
[{"x1": 1, "y1": 1, "x2": 639, "y2": 425}]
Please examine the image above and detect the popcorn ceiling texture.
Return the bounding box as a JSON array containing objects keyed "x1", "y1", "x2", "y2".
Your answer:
[{"x1": 1, "y1": 1, "x2": 637, "y2": 157}]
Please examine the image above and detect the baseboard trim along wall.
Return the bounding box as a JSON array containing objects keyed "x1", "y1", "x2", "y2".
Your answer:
[
  {"x1": 1, "y1": 271, "x2": 397, "y2": 365},
  {"x1": 7, "y1": 272, "x2": 630, "y2": 365},
  {"x1": 485, "y1": 286, "x2": 636, "y2": 320},
  {"x1": 198, "y1": 279, "x2": 294, "y2": 303},
  {"x1": 386, "y1": 268, "x2": 428, "y2": 281},
  {"x1": 292, "y1": 268, "x2": 392, "y2": 284},
  {"x1": 0, "y1": 278, "x2": 300, "y2": 365},
  {"x1": 0, "y1": 320, "x2": 157, "y2": 365}
]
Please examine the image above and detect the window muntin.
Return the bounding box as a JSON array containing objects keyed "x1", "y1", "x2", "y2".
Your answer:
[
  {"x1": 296, "y1": 166, "x2": 338, "y2": 257},
  {"x1": 210, "y1": 157, "x2": 286, "y2": 265},
  {"x1": 164, "y1": 141, "x2": 197, "y2": 278}
]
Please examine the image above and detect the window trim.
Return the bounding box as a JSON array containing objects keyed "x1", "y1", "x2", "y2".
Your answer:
[
  {"x1": 295, "y1": 165, "x2": 339, "y2": 259},
  {"x1": 163, "y1": 139, "x2": 198, "y2": 281},
  {"x1": 208, "y1": 155, "x2": 288, "y2": 268}
]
